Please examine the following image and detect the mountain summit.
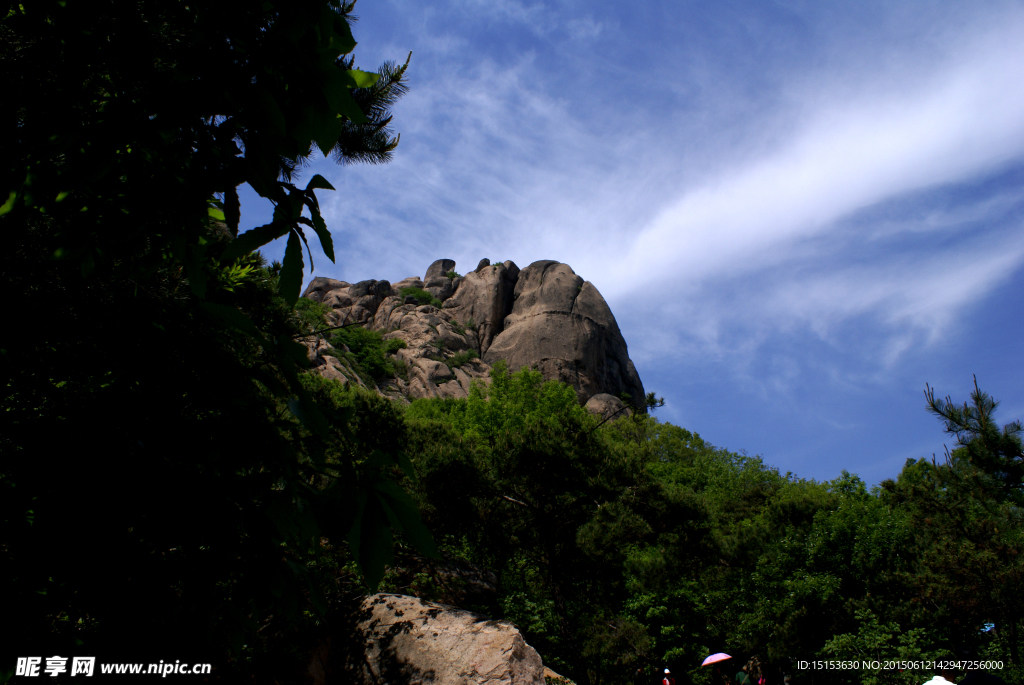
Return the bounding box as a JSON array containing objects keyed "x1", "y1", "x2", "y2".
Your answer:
[{"x1": 301, "y1": 258, "x2": 646, "y2": 412}]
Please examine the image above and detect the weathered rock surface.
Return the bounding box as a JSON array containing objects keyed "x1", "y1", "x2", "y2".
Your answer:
[
  {"x1": 304, "y1": 277, "x2": 350, "y2": 302},
  {"x1": 425, "y1": 276, "x2": 456, "y2": 302},
  {"x1": 584, "y1": 393, "x2": 632, "y2": 423},
  {"x1": 303, "y1": 278, "x2": 393, "y2": 326},
  {"x1": 442, "y1": 260, "x2": 520, "y2": 356},
  {"x1": 393, "y1": 276, "x2": 425, "y2": 292},
  {"x1": 300, "y1": 258, "x2": 645, "y2": 407},
  {"x1": 302, "y1": 337, "x2": 370, "y2": 390},
  {"x1": 308, "y1": 594, "x2": 545, "y2": 685},
  {"x1": 483, "y1": 260, "x2": 646, "y2": 409},
  {"x1": 425, "y1": 258, "x2": 456, "y2": 282}
]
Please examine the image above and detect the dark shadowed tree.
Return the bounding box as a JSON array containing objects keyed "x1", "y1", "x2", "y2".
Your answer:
[{"x1": 1, "y1": 1, "x2": 432, "y2": 681}]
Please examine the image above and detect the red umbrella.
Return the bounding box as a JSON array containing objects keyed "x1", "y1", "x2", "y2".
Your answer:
[{"x1": 702, "y1": 653, "x2": 732, "y2": 667}]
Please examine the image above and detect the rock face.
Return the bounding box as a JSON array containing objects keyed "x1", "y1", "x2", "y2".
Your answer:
[
  {"x1": 300, "y1": 258, "x2": 645, "y2": 409},
  {"x1": 443, "y1": 260, "x2": 520, "y2": 356},
  {"x1": 584, "y1": 393, "x2": 632, "y2": 423},
  {"x1": 483, "y1": 261, "x2": 645, "y2": 408},
  {"x1": 424, "y1": 258, "x2": 457, "y2": 282},
  {"x1": 309, "y1": 594, "x2": 545, "y2": 685},
  {"x1": 305, "y1": 277, "x2": 393, "y2": 326},
  {"x1": 303, "y1": 336, "x2": 371, "y2": 390}
]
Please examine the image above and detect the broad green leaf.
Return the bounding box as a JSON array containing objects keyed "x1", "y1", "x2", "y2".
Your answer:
[
  {"x1": 336, "y1": 87, "x2": 368, "y2": 124},
  {"x1": 224, "y1": 186, "x2": 240, "y2": 234},
  {"x1": 395, "y1": 450, "x2": 418, "y2": 482},
  {"x1": 254, "y1": 88, "x2": 287, "y2": 135},
  {"x1": 286, "y1": 187, "x2": 305, "y2": 219},
  {"x1": 347, "y1": 69, "x2": 380, "y2": 88},
  {"x1": 360, "y1": 512, "x2": 393, "y2": 591},
  {"x1": 305, "y1": 174, "x2": 335, "y2": 192},
  {"x1": 270, "y1": 337, "x2": 305, "y2": 392},
  {"x1": 302, "y1": 188, "x2": 321, "y2": 214},
  {"x1": 273, "y1": 188, "x2": 304, "y2": 223},
  {"x1": 219, "y1": 222, "x2": 289, "y2": 264},
  {"x1": 207, "y1": 206, "x2": 226, "y2": 221},
  {"x1": 325, "y1": 70, "x2": 368, "y2": 124},
  {"x1": 376, "y1": 493, "x2": 404, "y2": 532},
  {"x1": 348, "y1": 495, "x2": 393, "y2": 591},
  {"x1": 273, "y1": 350, "x2": 305, "y2": 395},
  {"x1": 375, "y1": 479, "x2": 439, "y2": 558},
  {"x1": 278, "y1": 230, "x2": 304, "y2": 306},
  {"x1": 314, "y1": 116, "x2": 344, "y2": 159},
  {"x1": 287, "y1": 393, "x2": 331, "y2": 439},
  {"x1": 331, "y1": 15, "x2": 356, "y2": 55},
  {"x1": 315, "y1": 479, "x2": 358, "y2": 536},
  {"x1": 293, "y1": 224, "x2": 315, "y2": 273},
  {"x1": 280, "y1": 337, "x2": 311, "y2": 366},
  {"x1": 305, "y1": 208, "x2": 335, "y2": 263},
  {"x1": 0, "y1": 190, "x2": 16, "y2": 216},
  {"x1": 247, "y1": 170, "x2": 278, "y2": 200}
]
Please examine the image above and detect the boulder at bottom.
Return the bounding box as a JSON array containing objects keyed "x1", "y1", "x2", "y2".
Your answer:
[{"x1": 309, "y1": 593, "x2": 545, "y2": 685}]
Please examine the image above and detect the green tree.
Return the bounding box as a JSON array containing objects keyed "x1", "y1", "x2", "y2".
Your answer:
[
  {"x1": 403, "y1": 366, "x2": 711, "y2": 685},
  {"x1": 821, "y1": 609, "x2": 945, "y2": 685},
  {"x1": 881, "y1": 379, "x2": 1024, "y2": 671},
  {"x1": 1, "y1": 1, "x2": 432, "y2": 680}
]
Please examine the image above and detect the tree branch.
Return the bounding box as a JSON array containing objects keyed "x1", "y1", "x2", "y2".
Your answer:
[
  {"x1": 589, "y1": 404, "x2": 632, "y2": 434},
  {"x1": 292, "y1": 319, "x2": 369, "y2": 339},
  {"x1": 501, "y1": 494, "x2": 532, "y2": 509}
]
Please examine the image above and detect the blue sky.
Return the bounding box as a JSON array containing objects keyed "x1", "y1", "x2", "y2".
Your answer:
[{"x1": 241, "y1": 0, "x2": 1024, "y2": 485}]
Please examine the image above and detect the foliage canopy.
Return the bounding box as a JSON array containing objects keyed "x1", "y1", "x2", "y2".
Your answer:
[{"x1": 1, "y1": 0, "x2": 430, "y2": 680}]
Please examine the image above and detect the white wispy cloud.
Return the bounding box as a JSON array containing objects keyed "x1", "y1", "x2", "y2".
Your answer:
[
  {"x1": 620, "y1": 25, "x2": 1024, "y2": 284},
  {"x1": 242, "y1": 0, "x2": 1024, "y2": 481},
  {"x1": 308, "y1": 0, "x2": 1024, "y2": 373}
]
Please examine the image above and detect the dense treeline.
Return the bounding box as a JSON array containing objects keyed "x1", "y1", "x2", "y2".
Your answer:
[
  {"x1": 352, "y1": 357, "x2": 1023, "y2": 685},
  {"x1": 275, "y1": 298, "x2": 1024, "y2": 685},
  {"x1": 239, "y1": 321, "x2": 1021, "y2": 685}
]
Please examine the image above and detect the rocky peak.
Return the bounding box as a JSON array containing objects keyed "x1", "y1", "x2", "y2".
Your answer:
[
  {"x1": 484, "y1": 260, "x2": 645, "y2": 408},
  {"x1": 424, "y1": 258, "x2": 456, "y2": 282},
  {"x1": 301, "y1": 258, "x2": 646, "y2": 412},
  {"x1": 442, "y1": 260, "x2": 519, "y2": 355}
]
